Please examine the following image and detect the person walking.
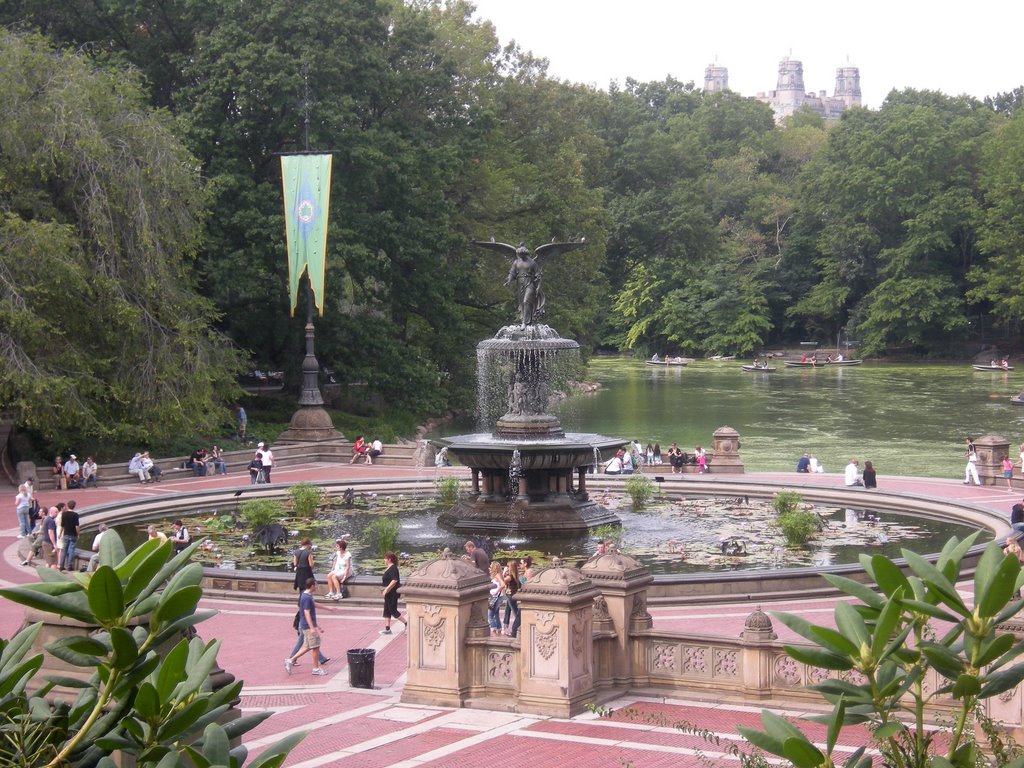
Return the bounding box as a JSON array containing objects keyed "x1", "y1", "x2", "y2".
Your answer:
[
  {"x1": 380, "y1": 552, "x2": 406, "y2": 634},
  {"x1": 259, "y1": 442, "x2": 274, "y2": 483},
  {"x1": 292, "y1": 538, "x2": 315, "y2": 593},
  {"x1": 1004, "y1": 456, "x2": 1015, "y2": 490},
  {"x1": 964, "y1": 438, "x2": 981, "y2": 486},
  {"x1": 284, "y1": 578, "x2": 328, "y2": 676}
]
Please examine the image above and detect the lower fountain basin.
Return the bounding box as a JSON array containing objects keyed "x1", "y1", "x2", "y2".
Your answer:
[{"x1": 437, "y1": 432, "x2": 628, "y2": 535}]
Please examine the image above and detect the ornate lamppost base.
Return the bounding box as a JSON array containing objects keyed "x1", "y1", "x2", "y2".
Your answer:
[{"x1": 276, "y1": 405, "x2": 345, "y2": 444}]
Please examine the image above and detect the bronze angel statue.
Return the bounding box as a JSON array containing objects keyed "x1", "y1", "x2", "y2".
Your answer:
[{"x1": 472, "y1": 237, "x2": 587, "y2": 327}]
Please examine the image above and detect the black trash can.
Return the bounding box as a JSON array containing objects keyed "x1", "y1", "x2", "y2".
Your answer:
[{"x1": 347, "y1": 648, "x2": 375, "y2": 689}]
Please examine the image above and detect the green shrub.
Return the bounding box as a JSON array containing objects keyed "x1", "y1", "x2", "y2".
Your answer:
[
  {"x1": 775, "y1": 508, "x2": 820, "y2": 546},
  {"x1": 770, "y1": 490, "x2": 802, "y2": 516},
  {"x1": 624, "y1": 474, "x2": 655, "y2": 509},
  {"x1": 434, "y1": 476, "x2": 461, "y2": 507},
  {"x1": 288, "y1": 482, "x2": 324, "y2": 518},
  {"x1": 239, "y1": 498, "x2": 283, "y2": 529},
  {"x1": 0, "y1": 532, "x2": 300, "y2": 766},
  {"x1": 364, "y1": 516, "x2": 400, "y2": 558},
  {"x1": 739, "y1": 533, "x2": 1024, "y2": 768}
]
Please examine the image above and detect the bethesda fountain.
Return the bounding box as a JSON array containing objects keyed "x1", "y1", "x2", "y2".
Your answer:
[{"x1": 436, "y1": 237, "x2": 625, "y2": 535}]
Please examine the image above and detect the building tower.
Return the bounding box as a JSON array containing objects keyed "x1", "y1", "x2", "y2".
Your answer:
[
  {"x1": 834, "y1": 66, "x2": 862, "y2": 108},
  {"x1": 704, "y1": 63, "x2": 729, "y2": 93},
  {"x1": 773, "y1": 57, "x2": 806, "y2": 117}
]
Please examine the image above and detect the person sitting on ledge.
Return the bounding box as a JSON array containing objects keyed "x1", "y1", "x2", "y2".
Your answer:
[
  {"x1": 844, "y1": 459, "x2": 863, "y2": 487},
  {"x1": 796, "y1": 453, "x2": 811, "y2": 473},
  {"x1": 366, "y1": 437, "x2": 384, "y2": 464},
  {"x1": 603, "y1": 454, "x2": 623, "y2": 475},
  {"x1": 350, "y1": 435, "x2": 367, "y2": 464}
]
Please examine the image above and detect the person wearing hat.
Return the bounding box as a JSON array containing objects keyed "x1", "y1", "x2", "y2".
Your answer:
[
  {"x1": 844, "y1": 459, "x2": 863, "y2": 487},
  {"x1": 62, "y1": 455, "x2": 82, "y2": 489}
]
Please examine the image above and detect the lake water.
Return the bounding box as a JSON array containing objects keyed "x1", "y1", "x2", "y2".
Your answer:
[{"x1": 437, "y1": 358, "x2": 1024, "y2": 479}]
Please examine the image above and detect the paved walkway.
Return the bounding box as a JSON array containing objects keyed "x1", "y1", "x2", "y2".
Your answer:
[{"x1": 1, "y1": 465, "x2": 1013, "y2": 766}]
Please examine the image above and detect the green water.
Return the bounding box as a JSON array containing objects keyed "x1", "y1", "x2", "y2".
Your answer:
[{"x1": 538, "y1": 359, "x2": 1023, "y2": 479}]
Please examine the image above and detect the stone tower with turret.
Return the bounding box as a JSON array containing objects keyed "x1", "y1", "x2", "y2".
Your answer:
[
  {"x1": 834, "y1": 66, "x2": 862, "y2": 108},
  {"x1": 704, "y1": 64, "x2": 729, "y2": 93}
]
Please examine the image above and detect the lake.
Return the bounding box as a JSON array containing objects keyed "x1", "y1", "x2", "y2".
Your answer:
[{"x1": 437, "y1": 358, "x2": 1024, "y2": 479}]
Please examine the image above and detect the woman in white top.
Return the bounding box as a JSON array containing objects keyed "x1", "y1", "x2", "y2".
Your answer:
[
  {"x1": 326, "y1": 539, "x2": 352, "y2": 600},
  {"x1": 15, "y1": 484, "x2": 32, "y2": 537}
]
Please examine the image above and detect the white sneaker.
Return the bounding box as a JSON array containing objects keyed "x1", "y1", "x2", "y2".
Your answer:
[
  {"x1": 325, "y1": 592, "x2": 335, "y2": 599},
  {"x1": 311, "y1": 668, "x2": 327, "y2": 676},
  {"x1": 284, "y1": 658, "x2": 293, "y2": 674}
]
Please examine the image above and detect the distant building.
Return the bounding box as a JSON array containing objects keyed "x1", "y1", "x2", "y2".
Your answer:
[{"x1": 703, "y1": 57, "x2": 861, "y2": 122}]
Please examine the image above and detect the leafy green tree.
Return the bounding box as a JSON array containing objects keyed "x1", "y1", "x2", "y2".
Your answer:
[
  {"x1": 967, "y1": 109, "x2": 1024, "y2": 328},
  {"x1": 0, "y1": 31, "x2": 243, "y2": 445},
  {"x1": 794, "y1": 91, "x2": 994, "y2": 354}
]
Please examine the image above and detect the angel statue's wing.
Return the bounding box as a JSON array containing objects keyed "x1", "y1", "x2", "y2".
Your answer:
[
  {"x1": 472, "y1": 238, "x2": 519, "y2": 259},
  {"x1": 533, "y1": 236, "x2": 587, "y2": 262}
]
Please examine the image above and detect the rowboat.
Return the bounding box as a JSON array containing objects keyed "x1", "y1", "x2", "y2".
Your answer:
[
  {"x1": 709, "y1": 355, "x2": 736, "y2": 361},
  {"x1": 646, "y1": 359, "x2": 689, "y2": 367},
  {"x1": 972, "y1": 364, "x2": 1013, "y2": 371},
  {"x1": 741, "y1": 365, "x2": 776, "y2": 372},
  {"x1": 1011, "y1": 395, "x2": 1024, "y2": 405},
  {"x1": 783, "y1": 359, "x2": 863, "y2": 368}
]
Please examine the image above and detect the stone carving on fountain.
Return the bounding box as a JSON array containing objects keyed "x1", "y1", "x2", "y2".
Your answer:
[{"x1": 436, "y1": 237, "x2": 626, "y2": 535}]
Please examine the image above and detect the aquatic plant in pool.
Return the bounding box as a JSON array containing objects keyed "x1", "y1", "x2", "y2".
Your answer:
[{"x1": 114, "y1": 490, "x2": 987, "y2": 576}]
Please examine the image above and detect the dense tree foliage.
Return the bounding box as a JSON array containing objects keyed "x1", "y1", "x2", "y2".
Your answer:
[
  {"x1": 3, "y1": 0, "x2": 1024, "y2": 445},
  {"x1": 0, "y1": 31, "x2": 242, "y2": 444}
]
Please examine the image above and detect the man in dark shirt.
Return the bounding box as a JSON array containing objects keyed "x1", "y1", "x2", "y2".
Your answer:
[
  {"x1": 1012, "y1": 500, "x2": 1024, "y2": 532},
  {"x1": 796, "y1": 454, "x2": 811, "y2": 473},
  {"x1": 42, "y1": 507, "x2": 59, "y2": 569},
  {"x1": 463, "y1": 540, "x2": 490, "y2": 572},
  {"x1": 59, "y1": 501, "x2": 81, "y2": 571}
]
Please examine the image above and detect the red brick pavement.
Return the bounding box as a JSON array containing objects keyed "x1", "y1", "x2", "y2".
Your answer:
[{"x1": 1, "y1": 464, "x2": 1010, "y2": 766}]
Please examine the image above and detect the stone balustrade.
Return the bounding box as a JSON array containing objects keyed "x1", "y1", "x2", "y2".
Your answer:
[{"x1": 400, "y1": 551, "x2": 1018, "y2": 733}]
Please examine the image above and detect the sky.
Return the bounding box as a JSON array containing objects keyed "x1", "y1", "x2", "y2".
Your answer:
[{"x1": 467, "y1": 0, "x2": 1023, "y2": 109}]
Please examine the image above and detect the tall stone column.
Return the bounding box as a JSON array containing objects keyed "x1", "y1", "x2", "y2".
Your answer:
[
  {"x1": 580, "y1": 552, "x2": 653, "y2": 687},
  {"x1": 515, "y1": 560, "x2": 599, "y2": 717},
  {"x1": 399, "y1": 552, "x2": 491, "y2": 708},
  {"x1": 740, "y1": 607, "x2": 778, "y2": 698}
]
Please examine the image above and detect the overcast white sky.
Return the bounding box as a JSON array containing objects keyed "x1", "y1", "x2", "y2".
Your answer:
[{"x1": 467, "y1": 0, "x2": 1023, "y2": 109}]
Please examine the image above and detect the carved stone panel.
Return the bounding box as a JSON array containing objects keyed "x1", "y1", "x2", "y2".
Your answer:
[
  {"x1": 531, "y1": 625, "x2": 560, "y2": 680},
  {"x1": 713, "y1": 648, "x2": 738, "y2": 678},
  {"x1": 419, "y1": 616, "x2": 447, "y2": 670},
  {"x1": 487, "y1": 651, "x2": 515, "y2": 685},
  {"x1": 651, "y1": 643, "x2": 677, "y2": 675},
  {"x1": 682, "y1": 645, "x2": 709, "y2": 676}
]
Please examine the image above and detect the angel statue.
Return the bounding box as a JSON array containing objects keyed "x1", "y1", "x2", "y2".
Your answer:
[{"x1": 472, "y1": 237, "x2": 587, "y2": 327}]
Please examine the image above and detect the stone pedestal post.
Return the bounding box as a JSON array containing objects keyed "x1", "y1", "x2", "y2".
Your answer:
[
  {"x1": 515, "y1": 560, "x2": 599, "y2": 717},
  {"x1": 710, "y1": 426, "x2": 744, "y2": 474},
  {"x1": 580, "y1": 552, "x2": 653, "y2": 687},
  {"x1": 400, "y1": 552, "x2": 491, "y2": 708},
  {"x1": 976, "y1": 434, "x2": 1011, "y2": 487},
  {"x1": 740, "y1": 607, "x2": 778, "y2": 698}
]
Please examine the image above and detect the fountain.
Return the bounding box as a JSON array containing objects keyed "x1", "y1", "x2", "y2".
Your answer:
[{"x1": 436, "y1": 238, "x2": 626, "y2": 535}]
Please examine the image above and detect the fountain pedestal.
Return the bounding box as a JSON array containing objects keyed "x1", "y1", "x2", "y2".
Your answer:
[{"x1": 440, "y1": 322, "x2": 624, "y2": 535}]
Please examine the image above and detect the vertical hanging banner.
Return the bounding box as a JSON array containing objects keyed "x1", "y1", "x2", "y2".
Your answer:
[{"x1": 281, "y1": 154, "x2": 332, "y2": 316}]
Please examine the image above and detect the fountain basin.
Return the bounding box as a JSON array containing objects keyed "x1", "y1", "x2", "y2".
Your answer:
[{"x1": 437, "y1": 433, "x2": 627, "y2": 535}]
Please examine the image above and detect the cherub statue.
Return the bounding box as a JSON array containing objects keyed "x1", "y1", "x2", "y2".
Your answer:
[{"x1": 472, "y1": 237, "x2": 587, "y2": 326}]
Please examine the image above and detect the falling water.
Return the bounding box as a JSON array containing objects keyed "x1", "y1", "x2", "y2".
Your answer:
[{"x1": 508, "y1": 449, "x2": 522, "y2": 499}]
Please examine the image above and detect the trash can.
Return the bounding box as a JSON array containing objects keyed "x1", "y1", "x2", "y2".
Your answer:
[{"x1": 347, "y1": 648, "x2": 375, "y2": 689}]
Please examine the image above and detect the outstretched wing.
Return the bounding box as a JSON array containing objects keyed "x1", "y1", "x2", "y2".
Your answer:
[
  {"x1": 533, "y1": 237, "x2": 587, "y2": 262},
  {"x1": 472, "y1": 239, "x2": 519, "y2": 259}
]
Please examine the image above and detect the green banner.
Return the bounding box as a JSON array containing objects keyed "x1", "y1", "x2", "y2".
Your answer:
[{"x1": 281, "y1": 154, "x2": 332, "y2": 315}]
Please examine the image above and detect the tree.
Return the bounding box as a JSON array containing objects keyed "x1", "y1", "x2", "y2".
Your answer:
[{"x1": 0, "y1": 31, "x2": 243, "y2": 445}]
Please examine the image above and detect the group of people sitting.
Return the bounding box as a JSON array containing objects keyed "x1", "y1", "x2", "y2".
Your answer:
[
  {"x1": 795, "y1": 453, "x2": 825, "y2": 473},
  {"x1": 603, "y1": 440, "x2": 709, "y2": 474},
  {"x1": 127, "y1": 451, "x2": 163, "y2": 483},
  {"x1": 186, "y1": 446, "x2": 228, "y2": 477},
  {"x1": 51, "y1": 454, "x2": 99, "y2": 490},
  {"x1": 349, "y1": 436, "x2": 384, "y2": 464}
]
